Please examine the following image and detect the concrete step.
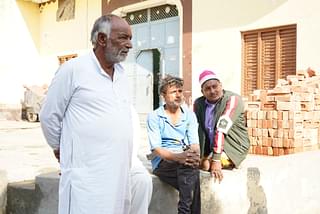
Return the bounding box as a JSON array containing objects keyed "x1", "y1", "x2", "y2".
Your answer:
[
  {"x1": 6, "y1": 173, "x2": 59, "y2": 214},
  {"x1": 0, "y1": 170, "x2": 7, "y2": 214},
  {"x1": 6, "y1": 180, "x2": 36, "y2": 214}
]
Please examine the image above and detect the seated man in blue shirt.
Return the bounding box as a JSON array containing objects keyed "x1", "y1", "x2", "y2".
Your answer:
[{"x1": 147, "y1": 75, "x2": 201, "y2": 214}]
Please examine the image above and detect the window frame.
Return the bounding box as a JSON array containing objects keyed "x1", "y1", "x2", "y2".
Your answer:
[{"x1": 58, "y1": 54, "x2": 77, "y2": 65}]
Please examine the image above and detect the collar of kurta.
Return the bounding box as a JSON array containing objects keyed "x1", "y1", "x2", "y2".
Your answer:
[{"x1": 89, "y1": 49, "x2": 125, "y2": 82}]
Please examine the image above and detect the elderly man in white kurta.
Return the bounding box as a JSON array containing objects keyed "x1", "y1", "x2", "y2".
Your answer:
[{"x1": 40, "y1": 15, "x2": 133, "y2": 214}]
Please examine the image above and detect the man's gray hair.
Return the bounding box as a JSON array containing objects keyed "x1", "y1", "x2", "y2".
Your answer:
[
  {"x1": 90, "y1": 15, "x2": 115, "y2": 48},
  {"x1": 159, "y1": 75, "x2": 184, "y2": 94}
]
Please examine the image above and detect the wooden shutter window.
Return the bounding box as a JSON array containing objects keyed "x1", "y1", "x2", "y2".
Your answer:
[
  {"x1": 279, "y1": 27, "x2": 296, "y2": 79},
  {"x1": 261, "y1": 31, "x2": 276, "y2": 90},
  {"x1": 241, "y1": 24, "x2": 296, "y2": 96},
  {"x1": 243, "y1": 33, "x2": 258, "y2": 97}
]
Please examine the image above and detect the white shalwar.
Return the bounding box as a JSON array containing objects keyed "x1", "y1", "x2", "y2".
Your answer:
[
  {"x1": 130, "y1": 107, "x2": 153, "y2": 214},
  {"x1": 40, "y1": 50, "x2": 133, "y2": 214}
]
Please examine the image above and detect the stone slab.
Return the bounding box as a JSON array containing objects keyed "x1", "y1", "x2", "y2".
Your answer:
[{"x1": 0, "y1": 170, "x2": 7, "y2": 214}]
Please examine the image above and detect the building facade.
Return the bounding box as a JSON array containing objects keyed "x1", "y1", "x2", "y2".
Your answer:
[{"x1": 1, "y1": 0, "x2": 320, "y2": 119}]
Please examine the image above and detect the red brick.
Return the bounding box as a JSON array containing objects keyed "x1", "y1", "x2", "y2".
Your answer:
[
  {"x1": 267, "y1": 147, "x2": 273, "y2": 156},
  {"x1": 262, "y1": 147, "x2": 268, "y2": 155},
  {"x1": 273, "y1": 148, "x2": 280, "y2": 156}
]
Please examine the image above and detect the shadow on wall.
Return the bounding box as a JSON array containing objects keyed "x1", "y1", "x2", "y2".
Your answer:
[{"x1": 247, "y1": 167, "x2": 268, "y2": 214}]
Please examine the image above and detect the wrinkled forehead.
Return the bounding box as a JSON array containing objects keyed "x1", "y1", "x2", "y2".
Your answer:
[
  {"x1": 165, "y1": 84, "x2": 183, "y2": 92},
  {"x1": 168, "y1": 84, "x2": 183, "y2": 89},
  {"x1": 110, "y1": 17, "x2": 132, "y2": 35}
]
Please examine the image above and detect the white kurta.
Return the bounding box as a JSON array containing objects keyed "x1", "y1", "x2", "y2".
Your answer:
[
  {"x1": 40, "y1": 51, "x2": 133, "y2": 214},
  {"x1": 130, "y1": 106, "x2": 152, "y2": 214}
]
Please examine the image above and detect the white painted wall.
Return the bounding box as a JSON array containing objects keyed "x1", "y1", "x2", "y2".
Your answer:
[
  {"x1": 0, "y1": 0, "x2": 101, "y2": 105},
  {"x1": 39, "y1": 0, "x2": 101, "y2": 85},
  {"x1": 0, "y1": 0, "x2": 41, "y2": 105},
  {"x1": 192, "y1": 0, "x2": 320, "y2": 101}
]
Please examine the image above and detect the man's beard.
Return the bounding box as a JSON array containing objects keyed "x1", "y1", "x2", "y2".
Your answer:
[
  {"x1": 166, "y1": 99, "x2": 183, "y2": 109},
  {"x1": 104, "y1": 46, "x2": 127, "y2": 63}
]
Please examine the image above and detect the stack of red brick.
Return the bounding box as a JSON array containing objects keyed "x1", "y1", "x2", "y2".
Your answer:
[{"x1": 245, "y1": 69, "x2": 320, "y2": 156}]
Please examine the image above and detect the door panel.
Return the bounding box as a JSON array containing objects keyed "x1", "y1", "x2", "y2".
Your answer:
[
  {"x1": 136, "y1": 24, "x2": 150, "y2": 49},
  {"x1": 164, "y1": 47, "x2": 179, "y2": 77},
  {"x1": 151, "y1": 23, "x2": 165, "y2": 47},
  {"x1": 135, "y1": 50, "x2": 153, "y2": 115}
]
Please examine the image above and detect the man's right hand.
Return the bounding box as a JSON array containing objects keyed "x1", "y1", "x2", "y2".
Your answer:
[
  {"x1": 175, "y1": 149, "x2": 200, "y2": 168},
  {"x1": 53, "y1": 148, "x2": 60, "y2": 163}
]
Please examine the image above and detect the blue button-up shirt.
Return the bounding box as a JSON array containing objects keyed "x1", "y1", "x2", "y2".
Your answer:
[{"x1": 147, "y1": 105, "x2": 199, "y2": 170}]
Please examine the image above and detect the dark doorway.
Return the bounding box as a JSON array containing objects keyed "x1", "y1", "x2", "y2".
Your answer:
[{"x1": 152, "y1": 49, "x2": 160, "y2": 109}]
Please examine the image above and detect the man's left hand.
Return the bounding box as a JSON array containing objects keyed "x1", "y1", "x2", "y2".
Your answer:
[
  {"x1": 210, "y1": 160, "x2": 223, "y2": 183},
  {"x1": 53, "y1": 148, "x2": 60, "y2": 163},
  {"x1": 184, "y1": 149, "x2": 200, "y2": 168}
]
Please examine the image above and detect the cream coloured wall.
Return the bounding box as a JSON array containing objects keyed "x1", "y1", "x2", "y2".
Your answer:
[
  {"x1": 39, "y1": 0, "x2": 101, "y2": 84},
  {"x1": 0, "y1": 0, "x2": 101, "y2": 105},
  {"x1": 17, "y1": 1, "x2": 40, "y2": 51},
  {"x1": 0, "y1": 0, "x2": 41, "y2": 105},
  {"x1": 192, "y1": 0, "x2": 320, "y2": 101}
]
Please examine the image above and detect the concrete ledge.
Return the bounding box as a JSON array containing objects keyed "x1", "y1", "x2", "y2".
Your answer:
[
  {"x1": 148, "y1": 175, "x2": 178, "y2": 214},
  {"x1": 6, "y1": 174, "x2": 59, "y2": 214},
  {"x1": 0, "y1": 170, "x2": 7, "y2": 214},
  {"x1": 35, "y1": 172, "x2": 59, "y2": 214},
  {"x1": 6, "y1": 150, "x2": 320, "y2": 214},
  {"x1": 6, "y1": 180, "x2": 36, "y2": 214},
  {"x1": 203, "y1": 150, "x2": 320, "y2": 214}
]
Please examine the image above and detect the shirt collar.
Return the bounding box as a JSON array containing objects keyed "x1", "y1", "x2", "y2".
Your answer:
[
  {"x1": 159, "y1": 105, "x2": 187, "y2": 123},
  {"x1": 205, "y1": 99, "x2": 215, "y2": 107},
  {"x1": 90, "y1": 49, "x2": 107, "y2": 77},
  {"x1": 89, "y1": 49, "x2": 124, "y2": 81}
]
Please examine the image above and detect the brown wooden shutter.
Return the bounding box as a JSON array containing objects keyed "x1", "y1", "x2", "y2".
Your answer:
[
  {"x1": 241, "y1": 24, "x2": 296, "y2": 97},
  {"x1": 243, "y1": 33, "x2": 258, "y2": 96},
  {"x1": 279, "y1": 26, "x2": 297, "y2": 79},
  {"x1": 261, "y1": 31, "x2": 276, "y2": 89}
]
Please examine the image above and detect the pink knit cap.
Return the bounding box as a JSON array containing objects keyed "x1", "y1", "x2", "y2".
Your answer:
[{"x1": 199, "y1": 70, "x2": 219, "y2": 86}]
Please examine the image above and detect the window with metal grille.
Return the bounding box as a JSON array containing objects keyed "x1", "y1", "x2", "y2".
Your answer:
[
  {"x1": 125, "y1": 9, "x2": 148, "y2": 25},
  {"x1": 241, "y1": 24, "x2": 296, "y2": 97},
  {"x1": 150, "y1": 5, "x2": 178, "y2": 21},
  {"x1": 124, "y1": 5, "x2": 178, "y2": 25}
]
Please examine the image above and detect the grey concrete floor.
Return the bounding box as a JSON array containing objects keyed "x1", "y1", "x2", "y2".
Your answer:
[{"x1": 0, "y1": 120, "x2": 59, "y2": 182}]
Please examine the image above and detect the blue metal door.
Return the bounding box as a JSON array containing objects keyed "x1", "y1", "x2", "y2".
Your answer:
[
  {"x1": 135, "y1": 50, "x2": 153, "y2": 115},
  {"x1": 123, "y1": 4, "x2": 180, "y2": 114}
]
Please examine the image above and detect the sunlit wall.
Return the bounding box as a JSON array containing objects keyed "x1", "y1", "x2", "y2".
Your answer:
[
  {"x1": 0, "y1": 0, "x2": 41, "y2": 105},
  {"x1": 0, "y1": 0, "x2": 101, "y2": 105},
  {"x1": 192, "y1": 0, "x2": 320, "y2": 100}
]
